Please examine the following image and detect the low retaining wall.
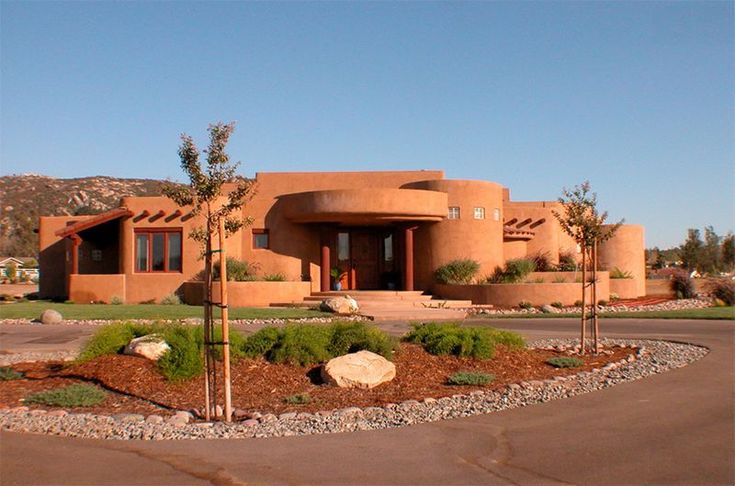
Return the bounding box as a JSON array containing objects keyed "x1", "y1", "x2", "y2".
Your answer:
[
  {"x1": 182, "y1": 281, "x2": 312, "y2": 307},
  {"x1": 69, "y1": 274, "x2": 126, "y2": 303},
  {"x1": 435, "y1": 277, "x2": 610, "y2": 307},
  {"x1": 645, "y1": 278, "x2": 709, "y2": 297},
  {"x1": 609, "y1": 279, "x2": 638, "y2": 299}
]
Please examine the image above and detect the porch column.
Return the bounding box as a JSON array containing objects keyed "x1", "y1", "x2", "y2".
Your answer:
[
  {"x1": 70, "y1": 235, "x2": 81, "y2": 275},
  {"x1": 320, "y1": 241, "x2": 330, "y2": 292},
  {"x1": 404, "y1": 227, "x2": 415, "y2": 291}
]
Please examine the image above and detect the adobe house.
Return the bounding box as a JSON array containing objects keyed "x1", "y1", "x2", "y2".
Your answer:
[{"x1": 38, "y1": 170, "x2": 645, "y2": 305}]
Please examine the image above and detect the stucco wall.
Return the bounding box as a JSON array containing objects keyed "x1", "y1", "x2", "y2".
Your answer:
[
  {"x1": 181, "y1": 281, "x2": 312, "y2": 307},
  {"x1": 609, "y1": 278, "x2": 638, "y2": 299},
  {"x1": 69, "y1": 274, "x2": 125, "y2": 303},
  {"x1": 403, "y1": 179, "x2": 505, "y2": 290},
  {"x1": 434, "y1": 276, "x2": 610, "y2": 306},
  {"x1": 598, "y1": 224, "x2": 646, "y2": 297}
]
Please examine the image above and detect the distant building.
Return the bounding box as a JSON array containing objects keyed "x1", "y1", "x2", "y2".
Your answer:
[
  {"x1": 0, "y1": 256, "x2": 39, "y2": 282},
  {"x1": 38, "y1": 170, "x2": 645, "y2": 304}
]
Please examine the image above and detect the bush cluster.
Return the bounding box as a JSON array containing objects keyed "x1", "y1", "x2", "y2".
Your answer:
[
  {"x1": 24, "y1": 384, "x2": 107, "y2": 407},
  {"x1": 609, "y1": 267, "x2": 633, "y2": 279},
  {"x1": 243, "y1": 322, "x2": 395, "y2": 366},
  {"x1": 434, "y1": 259, "x2": 481, "y2": 284},
  {"x1": 0, "y1": 367, "x2": 23, "y2": 381},
  {"x1": 211, "y1": 257, "x2": 259, "y2": 282},
  {"x1": 447, "y1": 371, "x2": 495, "y2": 386},
  {"x1": 404, "y1": 322, "x2": 524, "y2": 360},
  {"x1": 487, "y1": 258, "x2": 536, "y2": 284},
  {"x1": 284, "y1": 393, "x2": 311, "y2": 405},
  {"x1": 670, "y1": 270, "x2": 695, "y2": 299},
  {"x1": 546, "y1": 356, "x2": 584, "y2": 368},
  {"x1": 706, "y1": 278, "x2": 735, "y2": 306}
]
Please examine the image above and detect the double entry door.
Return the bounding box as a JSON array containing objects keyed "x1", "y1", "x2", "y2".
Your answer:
[{"x1": 335, "y1": 228, "x2": 395, "y2": 290}]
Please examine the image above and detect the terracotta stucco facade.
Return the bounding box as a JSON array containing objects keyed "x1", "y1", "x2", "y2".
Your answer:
[{"x1": 38, "y1": 170, "x2": 646, "y2": 304}]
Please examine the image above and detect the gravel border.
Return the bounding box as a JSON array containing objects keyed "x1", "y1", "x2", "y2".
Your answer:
[
  {"x1": 0, "y1": 338, "x2": 708, "y2": 440},
  {"x1": 0, "y1": 315, "x2": 368, "y2": 327}
]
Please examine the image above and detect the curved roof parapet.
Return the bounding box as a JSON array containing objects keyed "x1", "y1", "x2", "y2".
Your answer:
[{"x1": 278, "y1": 188, "x2": 448, "y2": 224}]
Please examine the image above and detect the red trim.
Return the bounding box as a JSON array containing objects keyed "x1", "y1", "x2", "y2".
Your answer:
[{"x1": 56, "y1": 208, "x2": 133, "y2": 237}]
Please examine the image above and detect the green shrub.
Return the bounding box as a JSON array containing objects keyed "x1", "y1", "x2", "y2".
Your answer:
[
  {"x1": 447, "y1": 371, "x2": 495, "y2": 386},
  {"x1": 518, "y1": 301, "x2": 533, "y2": 310},
  {"x1": 531, "y1": 252, "x2": 553, "y2": 272},
  {"x1": 158, "y1": 325, "x2": 203, "y2": 381},
  {"x1": 241, "y1": 326, "x2": 281, "y2": 358},
  {"x1": 706, "y1": 278, "x2": 735, "y2": 306},
  {"x1": 435, "y1": 259, "x2": 480, "y2": 284},
  {"x1": 241, "y1": 322, "x2": 395, "y2": 366},
  {"x1": 610, "y1": 267, "x2": 633, "y2": 279},
  {"x1": 574, "y1": 300, "x2": 584, "y2": 307},
  {"x1": 0, "y1": 367, "x2": 23, "y2": 381},
  {"x1": 284, "y1": 393, "x2": 311, "y2": 405},
  {"x1": 24, "y1": 384, "x2": 107, "y2": 407},
  {"x1": 552, "y1": 276, "x2": 568, "y2": 283},
  {"x1": 551, "y1": 301, "x2": 564, "y2": 309},
  {"x1": 327, "y1": 321, "x2": 395, "y2": 359},
  {"x1": 671, "y1": 271, "x2": 695, "y2": 299},
  {"x1": 546, "y1": 356, "x2": 584, "y2": 368},
  {"x1": 160, "y1": 293, "x2": 181, "y2": 305},
  {"x1": 263, "y1": 273, "x2": 286, "y2": 281},
  {"x1": 109, "y1": 295, "x2": 123, "y2": 305},
  {"x1": 557, "y1": 252, "x2": 577, "y2": 271},
  {"x1": 267, "y1": 324, "x2": 333, "y2": 366},
  {"x1": 212, "y1": 257, "x2": 259, "y2": 282},
  {"x1": 610, "y1": 293, "x2": 620, "y2": 301},
  {"x1": 487, "y1": 258, "x2": 536, "y2": 284},
  {"x1": 597, "y1": 299, "x2": 608, "y2": 306},
  {"x1": 77, "y1": 321, "x2": 154, "y2": 362},
  {"x1": 486, "y1": 328, "x2": 526, "y2": 349},
  {"x1": 403, "y1": 323, "x2": 517, "y2": 359}
]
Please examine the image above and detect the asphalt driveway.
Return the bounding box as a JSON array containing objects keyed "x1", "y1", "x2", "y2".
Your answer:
[{"x1": 1, "y1": 318, "x2": 733, "y2": 485}]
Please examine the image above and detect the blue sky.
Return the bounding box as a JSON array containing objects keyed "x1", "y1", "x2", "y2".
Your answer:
[{"x1": 1, "y1": 1, "x2": 733, "y2": 248}]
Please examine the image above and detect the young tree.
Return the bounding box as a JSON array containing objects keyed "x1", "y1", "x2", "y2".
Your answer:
[
  {"x1": 721, "y1": 233, "x2": 735, "y2": 271},
  {"x1": 679, "y1": 229, "x2": 703, "y2": 272},
  {"x1": 162, "y1": 122, "x2": 255, "y2": 422},
  {"x1": 701, "y1": 226, "x2": 721, "y2": 274},
  {"x1": 553, "y1": 181, "x2": 622, "y2": 354},
  {"x1": 4, "y1": 262, "x2": 17, "y2": 283}
]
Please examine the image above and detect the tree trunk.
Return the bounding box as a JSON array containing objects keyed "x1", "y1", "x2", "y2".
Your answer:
[
  {"x1": 219, "y1": 219, "x2": 232, "y2": 422},
  {"x1": 580, "y1": 247, "x2": 587, "y2": 355},
  {"x1": 593, "y1": 240, "x2": 600, "y2": 354},
  {"x1": 203, "y1": 233, "x2": 212, "y2": 421}
]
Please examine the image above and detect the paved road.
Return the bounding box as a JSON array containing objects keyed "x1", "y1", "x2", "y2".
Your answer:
[{"x1": 1, "y1": 318, "x2": 733, "y2": 485}]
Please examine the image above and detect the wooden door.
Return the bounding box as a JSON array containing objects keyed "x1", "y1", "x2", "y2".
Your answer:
[{"x1": 351, "y1": 230, "x2": 379, "y2": 289}]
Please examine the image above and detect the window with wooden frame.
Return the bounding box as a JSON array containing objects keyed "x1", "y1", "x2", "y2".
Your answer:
[
  {"x1": 134, "y1": 229, "x2": 182, "y2": 273},
  {"x1": 448, "y1": 206, "x2": 460, "y2": 220},
  {"x1": 252, "y1": 229, "x2": 269, "y2": 249}
]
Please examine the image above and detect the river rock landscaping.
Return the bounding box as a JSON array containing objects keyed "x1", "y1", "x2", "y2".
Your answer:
[{"x1": 0, "y1": 319, "x2": 709, "y2": 440}]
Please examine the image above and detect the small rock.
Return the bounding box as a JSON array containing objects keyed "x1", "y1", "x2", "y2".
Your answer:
[
  {"x1": 145, "y1": 415, "x2": 164, "y2": 424},
  {"x1": 242, "y1": 419, "x2": 258, "y2": 427},
  {"x1": 279, "y1": 412, "x2": 297, "y2": 420},
  {"x1": 47, "y1": 410, "x2": 68, "y2": 417},
  {"x1": 215, "y1": 405, "x2": 223, "y2": 417},
  {"x1": 39, "y1": 309, "x2": 62, "y2": 325}
]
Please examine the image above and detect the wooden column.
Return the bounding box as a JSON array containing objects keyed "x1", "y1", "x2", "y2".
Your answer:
[
  {"x1": 70, "y1": 235, "x2": 81, "y2": 274},
  {"x1": 404, "y1": 227, "x2": 415, "y2": 291},
  {"x1": 321, "y1": 240, "x2": 331, "y2": 292}
]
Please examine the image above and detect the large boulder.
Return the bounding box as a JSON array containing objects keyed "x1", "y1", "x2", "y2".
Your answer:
[
  {"x1": 540, "y1": 304, "x2": 558, "y2": 314},
  {"x1": 39, "y1": 309, "x2": 63, "y2": 325},
  {"x1": 319, "y1": 296, "x2": 359, "y2": 314},
  {"x1": 124, "y1": 334, "x2": 170, "y2": 361},
  {"x1": 321, "y1": 350, "x2": 396, "y2": 389}
]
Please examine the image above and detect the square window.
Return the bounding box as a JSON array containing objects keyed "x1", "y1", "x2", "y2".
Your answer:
[
  {"x1": 474, "y1": 207, "x2": 485, "y2": 220},
  {"x1": 448, "y1": 207, "x2": 460, "y2": 220},
  {"x1": 253, "y1": 229, "x2": 269, "y2": 249},
  {"x1": 91, "y1": 249, "x2": 102, "y2": 262},
  {"x1": 134, "y1": 229, "x2": 182, "y2": 273}
]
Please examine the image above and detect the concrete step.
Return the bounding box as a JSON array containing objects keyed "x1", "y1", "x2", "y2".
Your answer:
[
  {"x1": 302, "y1": 294, "x2": 434, "y2": 302},
  {"x1": 363, "y1": 308, "x2": 468, "y2": 322}
]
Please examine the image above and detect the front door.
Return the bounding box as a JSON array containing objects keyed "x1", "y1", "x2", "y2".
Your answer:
[{"x1": 351, "y1": 230, "x2": 379, "y2": 289}]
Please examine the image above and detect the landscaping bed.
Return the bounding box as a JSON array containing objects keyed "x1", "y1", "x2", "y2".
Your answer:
[{"x1": 0, "y1": 343, "x2": 635, "y2": 416}]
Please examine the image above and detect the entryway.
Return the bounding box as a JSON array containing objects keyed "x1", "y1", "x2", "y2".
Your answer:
[{"x1": 333, "y1": 228, "x2": 397, "y2": 290}]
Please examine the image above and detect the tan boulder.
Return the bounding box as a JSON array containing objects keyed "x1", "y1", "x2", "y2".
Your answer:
[
  {"x1": 319, "y1": 296, "x2": 359, "y2": 314},
  {"x1": 321, "y1": 350, "x2": 396, "y2": 389},
  {"x1": 124, "y1": 334, "x2": 170, "y2": 361}
]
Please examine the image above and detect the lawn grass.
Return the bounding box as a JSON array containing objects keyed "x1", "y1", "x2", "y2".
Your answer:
[
  {"x1": 0, "y1": 301, "x2": 331, "y2": 321},
  {"x1": 478, "y1": 306, "x2": 734, "y2": 320}
]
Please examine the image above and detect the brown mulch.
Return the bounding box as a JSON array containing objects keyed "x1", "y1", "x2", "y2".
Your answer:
[{"x1": 0, "y1": 344, "x2": 634, "y2": 416}]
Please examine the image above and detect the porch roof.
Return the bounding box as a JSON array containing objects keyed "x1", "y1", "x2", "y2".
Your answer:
[{"x1": 55, "y1": 207, "x2": 133, "y2": 238}]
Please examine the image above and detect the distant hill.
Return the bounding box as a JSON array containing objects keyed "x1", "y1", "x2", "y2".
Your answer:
[{"x1": 0, "y1": 174, "x2": 165, "y2": 257}]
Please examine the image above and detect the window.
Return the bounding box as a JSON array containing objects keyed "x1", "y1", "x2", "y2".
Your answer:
[
  {"x1": 91, "y1": 249, "x2": 102, "y2": 262},
  {"x1": 253, "y1": 229, "x2": 269, "y2": 249},
  {"x1": 337, "y1": 232, "x2": 349, "y2": 261},
  {"x1": 134, "y1": 229, "x2": 182, "y2": 273},
  {"x1": 493, "y1": 208, "x2": 501, "y2": 222},
  {"x1": 448, "y1": 206, "x2": 460, "y2": 219},
  {"x1": 474, "y1": 207, "x2": 485, "y2": 220}
]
